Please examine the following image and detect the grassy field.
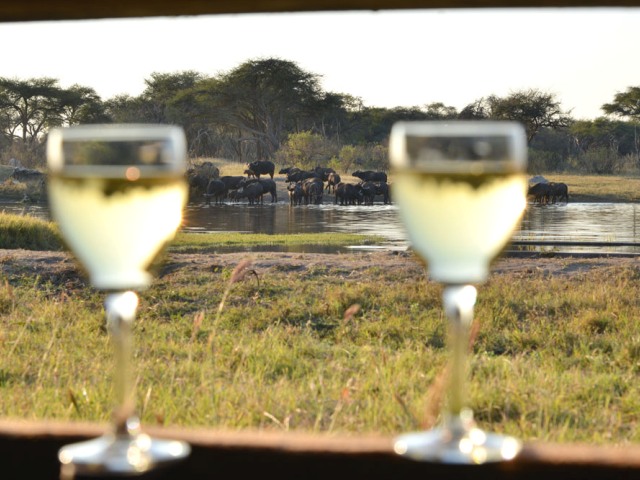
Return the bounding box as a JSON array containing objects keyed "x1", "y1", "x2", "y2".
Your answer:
[{"x1": 2, "y1": 245, "x2": 640, "y2": 445}]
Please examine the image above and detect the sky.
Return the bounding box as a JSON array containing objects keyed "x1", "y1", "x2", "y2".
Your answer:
[{"x1": 0, "y1": 7, "x2": 638, "y2": 120}]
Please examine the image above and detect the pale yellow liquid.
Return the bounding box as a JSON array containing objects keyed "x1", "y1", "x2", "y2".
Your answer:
[
  {"x1": 48, "y1": 175, "x2": 188, "y2": 290},
  {"x1": 393, "y1": 171, "x2": 527, "y2": 284}
]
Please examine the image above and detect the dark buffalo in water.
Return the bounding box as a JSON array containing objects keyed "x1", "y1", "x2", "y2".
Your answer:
[
  {"x1": 301, "y1": 177, "x2": 324, "y2": 205},
  {"x1": 287, "y1": 182, "x2": 304, "y2": 206},
  {"x1": 220, "y1": 175, "x2": 245, "y2": 192},
  {"x1": 233, "y1": 182, "x2": 264, "y2": 205},
  {"x1": 528, "y1": 182, "x2": 569, "y2": 204},
  {"x1": 358, "y1": 181, "x2": 378, "y2": 206},
  {"x1": 325, "y1": 172, "x2": 341, "y2": 193},
  {"x1": 335, "y1": 182, "x2": 363, "y2": 206},
  {"x1": 239, "y1": 177, "x2": 278, "y2": 203},
  {"x1": 204, "y1": 179, "x2": 228, "y2": 205}
]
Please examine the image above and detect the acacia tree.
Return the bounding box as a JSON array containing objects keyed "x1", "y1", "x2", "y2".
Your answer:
[
  {"x1": 56, "y1": 84, "x2": 108, "y2": 125},
  {"x1": 602, "y1": 86, "x2": 640, "y2": 120},
  {"x1": 460, "y1": 89, "x2": 571, "y2": 143},
  {"x1": 0, "y1": 77, "x2": 62, "y2": 146},
  {"x1": 104, "y1": 94, "x2": 147, "y2": 123},
  {"x1": 601, "y1": 86, "x2": 640, "y2": 167},
  {"x1": 139, "y1": 71, "x2": 205, "y2": 124},
  {"x1": 422, "y1": 102, "x2": 458, "y2": 119},
  {"x1": 208, "y1": 58, "x2": 328, "y2": 161}
]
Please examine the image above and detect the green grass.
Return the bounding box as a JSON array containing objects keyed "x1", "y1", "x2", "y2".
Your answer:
[
  {"x1": 0, "y1": 212, "x2": 63, "y2": 250},
  {"x1": 0, "y1": 212, "x2": 384, "y2": 252},
  {"x1": 2, "y1": 247, "x2": 640, "y2": 445},
  {"x1": 172, "y1": 232, "x2": 382, "y2": 252}
]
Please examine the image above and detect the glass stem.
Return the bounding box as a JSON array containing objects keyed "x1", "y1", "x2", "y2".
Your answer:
[
  {"x1": 105, "y1": 291, "x2": 140, "y2": 437},
  {"x1": 442, "y1": 284, "x2": 477, "y2": 418}
]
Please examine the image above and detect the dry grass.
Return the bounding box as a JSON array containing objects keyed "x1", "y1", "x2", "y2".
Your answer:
[{"x1": 1, "y1": 247, "x2": 640, "y2": 445}]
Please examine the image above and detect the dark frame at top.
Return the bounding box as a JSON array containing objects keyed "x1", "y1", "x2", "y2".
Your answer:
[{"x1": 2, "y1": 0, "x2": 640, "y2": 23}]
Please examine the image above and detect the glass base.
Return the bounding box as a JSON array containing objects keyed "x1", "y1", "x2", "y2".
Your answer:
[
  {"x1": 58, "y1": 432, "x2": 191, "y2": 477},
  {"x1": 393, "y1": 411, "x2": 521, "y2": 464}
]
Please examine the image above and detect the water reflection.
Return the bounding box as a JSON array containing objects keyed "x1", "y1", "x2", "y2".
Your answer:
[
  {"x1": 518, "y1": 203, "x2": 640, "y2": 254},
  {"x1": 3, "y1": 199, "x2": 640, "y2": 254},
  {"x1": 183, "y1": 202, "x2": 405, "y2": 243}
]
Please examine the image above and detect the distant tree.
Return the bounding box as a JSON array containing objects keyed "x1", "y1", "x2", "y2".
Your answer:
[
  {"x1": 311, "y1": 91, "x2": 358, "y2": 145},
  {"x1": 0, "y1": 77, "x2": 96, "y2": 166},
  {"x1": 0, "y1": 77, "x2": 62, "y2": 146},
  {"x1": 486, "y1": 89, "x2": 571, "y2": 143},
  {"x1": 570, "y1": 117, "x2": 640, "y2": 170},
  {"x1": 529, "y1": 126, "x2": 572, "y2": 172},
  {"x1": 56, "y1": 84, "x2": 108, "y2": 125},
  {"x1": 138, "y1": 70, "x2": 206, "y2": 124},
  {"x1": 275, "y1": 131, "x2": 336, "y2": 169},
  {"x1": 210, "y1": 58, "x2": 327, "y2": 160},
  {"x1": 458, "y1": 98, "x2": 490, "y2": 120},
  {"x1": 104, "y1": 94, "x2": 147, "y2": 123},
  {"x1": 347, "y1": 106, "x2": 429, "y2": 144},
  {"x1": 337, "y1": 144, "x2": 367, "y2": 173},
  {"x1": 422, "y1": 102, "x2": 458, "y2": 119},
  {"x1": 601, "y1": 86, "x2": 640, "y2": 120}
]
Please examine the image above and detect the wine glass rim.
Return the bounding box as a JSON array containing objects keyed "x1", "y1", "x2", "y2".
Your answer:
[
  {"x1": 48, "y1": 123, "x2": 184, "y2": 141},
  {"x1": 391, "y1": 120, "x2": 526, "y2": 137},
  {"x1": 46, "y1": 124, "x2": 187, "y2": 172}
]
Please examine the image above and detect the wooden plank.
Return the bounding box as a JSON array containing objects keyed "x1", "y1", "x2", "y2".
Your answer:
[
  {"x1": 1, "y1": 419, "x2": 640, "y2": 479},
  {"x1": 1, "y1": 0, "x2": 640, "y2": 23}
]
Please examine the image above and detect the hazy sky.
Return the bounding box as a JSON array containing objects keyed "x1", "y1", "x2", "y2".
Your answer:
[{"x1": 0, "y1": 8, "x2": 638, "y2": 120}]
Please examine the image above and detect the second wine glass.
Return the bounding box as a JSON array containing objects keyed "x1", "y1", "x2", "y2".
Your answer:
[{"x1": 389, "y1": 120, "x2": 527, "y2": 464}]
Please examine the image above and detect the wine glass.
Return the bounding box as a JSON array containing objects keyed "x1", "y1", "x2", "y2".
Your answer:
[
  {"x1": 389, "y1": 120, "x2": 527, "y2": 464},
  {"x1": 46, "y1": 124, "x2": 191, "y2": 476}
]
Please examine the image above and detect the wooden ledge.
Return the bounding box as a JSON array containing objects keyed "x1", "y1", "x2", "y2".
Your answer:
[
  {"x1": 1, "y1": 419, "x2": 640, "y2": 479},
  {"x1": 2, "y1": 1, "x2": 640, "y2": 23}
]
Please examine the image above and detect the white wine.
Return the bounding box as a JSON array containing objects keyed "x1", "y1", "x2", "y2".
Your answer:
[
  {"x1": 48, "y1": 174, "x2": 187, "y2": 290},
  {"x1": 393, "y1": 170, "x2": 527, "y2": 284}
]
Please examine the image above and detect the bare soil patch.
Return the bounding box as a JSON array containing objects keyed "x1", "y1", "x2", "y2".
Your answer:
[{"x1": 1, "y1": 248, "x2": 638, "y2": 287}]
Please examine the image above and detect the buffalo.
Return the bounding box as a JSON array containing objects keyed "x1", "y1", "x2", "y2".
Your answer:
[
  {"x1": 549, "y1": 182, "x2": 569, "y2": 203},
  {"x1": 352, "y1": 170, "x2": 388, "y2": 183},
  {"x1": 301, "y1": 177, "x2": 324, "y2": 205},
  {"x1": 203, "y1": 179, "x2": 228, "y2": 205},
  {"x1": 219, "y1": 175, "x2": 245, "y2": 191},
  {"x1": 358, "y1": 181, "x2": 377, "y2": 205},
  {"x1": 335, "y1": 182, "x2": 363, "y2": 206},
  {"x1": 374, "y1": 181, "x2": 391, "y2": 204},
  {"x1": 528, "y1": 181, "x2": 569, "y2": 204},
  {"x1": 239, "y1": 177, "x2": 277, "y2": 203},
  {"x1": 325, "y1": 172, "x2": 341, "y2": 193},
  {"x1": 314, "y1": 166, "x2": 336, "y2": 182},
  {"x1": 286, "y1": 169, "x2": 320, "y2": 183},
  {"x1": 279, "y1": 166, "x2": 299, "y2": 175},
  {"x1": 246, "y1": 160, "x2": 275, "y2": 179},
  {"x1": 287, "y1": 182, "x2": 304, "y2": 206},
  {"x1": 233, "y1": 182, "x2": 264, "y2": 205}
]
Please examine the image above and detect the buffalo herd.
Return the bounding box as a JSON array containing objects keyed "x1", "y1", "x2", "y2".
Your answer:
[
  {"x1": 187, "y1": 161, "x2": 569, "y2": 208},
  {"x1": 188, "y1": 161, "x2": 392, "y2": 207}
]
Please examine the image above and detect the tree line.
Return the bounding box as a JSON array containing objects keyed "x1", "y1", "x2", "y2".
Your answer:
[{"x1": 1, "y1": 57, "x2": 640, "y2": 175}]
